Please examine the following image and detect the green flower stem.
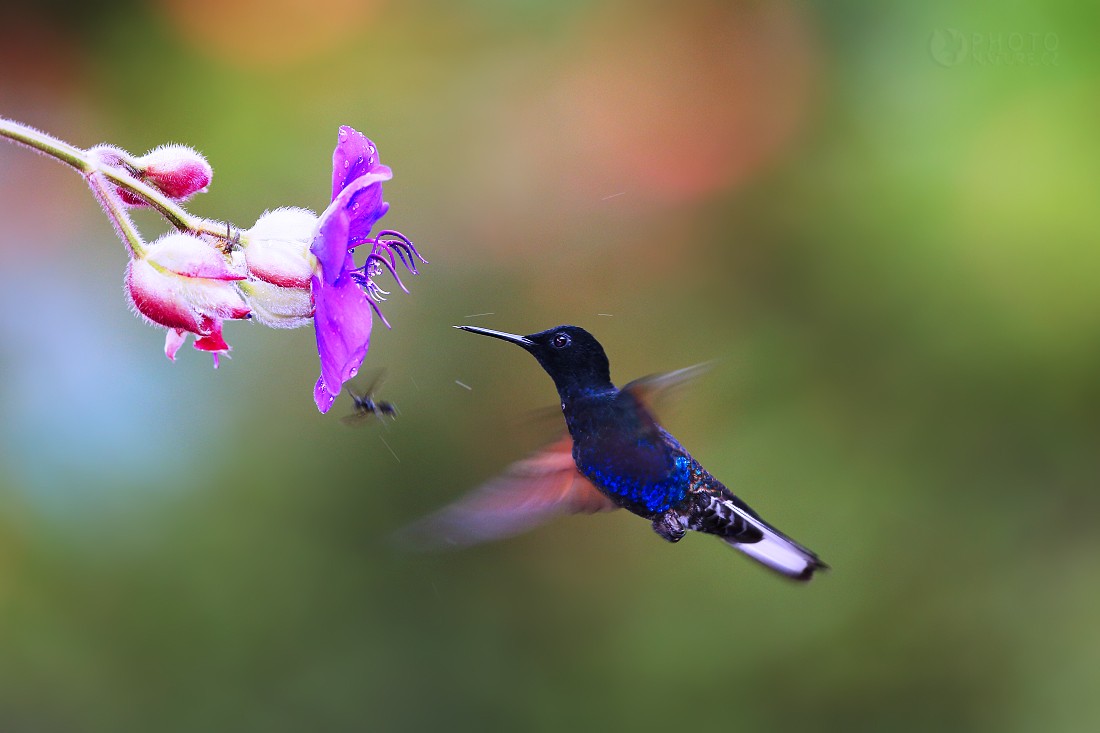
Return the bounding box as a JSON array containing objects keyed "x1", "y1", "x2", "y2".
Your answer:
[
  {"x1": 0, "y1": 117, "x2": 231, "y2": 247},
  {"x1": 86, "y1": 172, "x2": 147, "y2": 259},
  {"x1": 0, "y1": 117, "x2": 89, "y2": 170},
  {"x1": 95, "y1": 165, "x2": 210, "y2": 234}
]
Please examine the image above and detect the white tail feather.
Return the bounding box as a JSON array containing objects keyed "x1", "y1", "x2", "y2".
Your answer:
[
  {"x1": 716, "y1": 498, "x2": 826, "y2": 581},
  {"x1": 727, "y1": 533, "x2": 819, "y2": 580}
]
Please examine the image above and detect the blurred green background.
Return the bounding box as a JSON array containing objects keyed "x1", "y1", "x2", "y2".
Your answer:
[{"x1": 1, "y1": 1, "x2": 1098, "y2": 731}]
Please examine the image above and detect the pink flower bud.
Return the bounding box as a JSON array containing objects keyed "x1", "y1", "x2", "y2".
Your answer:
[
  {"x1": 126, "y1": 233, "x2": 250, "y2": 361},
  {"x1": 112, "y1": 144, "x2": 213, "y2": 207},
  {"x1": 238, "y1": 208, "x2": 319, "y2": 327}
]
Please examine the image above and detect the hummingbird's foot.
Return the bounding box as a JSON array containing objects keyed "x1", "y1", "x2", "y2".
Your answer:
[{"x1": 651, "y1": 511, "x2": 687, "y2": 543}]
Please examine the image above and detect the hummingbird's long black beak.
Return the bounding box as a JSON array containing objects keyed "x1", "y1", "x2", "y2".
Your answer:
[{"x1": 453, "y1": 325, "x2": 536, "y2": 350}]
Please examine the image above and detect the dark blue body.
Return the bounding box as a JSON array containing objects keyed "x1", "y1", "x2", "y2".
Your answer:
[{"x1": 565, "y1": 388, "x2": 692, "y2": 518}]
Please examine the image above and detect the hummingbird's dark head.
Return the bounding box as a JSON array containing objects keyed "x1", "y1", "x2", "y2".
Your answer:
[{"x1": 454, "y1": 324, "x2": 613, "y2": 398}]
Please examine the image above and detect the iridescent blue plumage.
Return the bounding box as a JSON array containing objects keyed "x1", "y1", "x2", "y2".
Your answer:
[
  {"x1": 411, "y1": 324, "x2": 828, "y2": 581},
  {"x1": 583, "y1": 453, "x2": 691, "y2": 515}
]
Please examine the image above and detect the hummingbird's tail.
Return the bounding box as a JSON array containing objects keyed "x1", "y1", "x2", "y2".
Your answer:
[
  {"x1": 692, "y1": 492, "x2": 827, "y2": 581},
  {"x1": 722, "y1": 528, "x2": 826, "y2": 581}
]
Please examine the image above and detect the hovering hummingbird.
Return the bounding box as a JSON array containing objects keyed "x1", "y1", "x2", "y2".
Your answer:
[{"x1": 407, "y1": 324, "x2": 827, "y2": 581}]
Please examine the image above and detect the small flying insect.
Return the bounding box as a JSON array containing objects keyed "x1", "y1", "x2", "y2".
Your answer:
[
  {"x1": 222, "y1": 222, "x2": 241, "y2": 254},
  {"x1": 342, "y1": 371, "x2": 399, "y2": 426}
]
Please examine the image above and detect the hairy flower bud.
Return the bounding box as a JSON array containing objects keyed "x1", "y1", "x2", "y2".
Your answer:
[
  {"x1": 238, "y1": 208, "x2": 319, "y2": 328},
  {"x1": 98, "y1": 144, "x2": 213, "y2": 207},
  {"x1": 237, "y1": 280, "x2": 313, "y2": 328},
  {"x1": 126, "y1": 233, "x2": 250, "y2": 363}
]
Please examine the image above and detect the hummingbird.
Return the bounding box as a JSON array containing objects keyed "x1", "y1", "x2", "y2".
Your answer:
[{"x1": 407, "y1": 324, "x2": 827, "y2": 581}]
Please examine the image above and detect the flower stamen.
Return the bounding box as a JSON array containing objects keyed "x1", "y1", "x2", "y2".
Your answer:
[
  {"x1": 365, "y1": 292, "x2": 392, "y2": 329},
  {"x1": 375, "y1": 230, "x2": 427, "y2": 273},
  {"x1": 362, "y1": 250, "x2": 409, "y2": 294},
  {"x1": 367, "y1": 281, "x2": 390, "y2": 301}
]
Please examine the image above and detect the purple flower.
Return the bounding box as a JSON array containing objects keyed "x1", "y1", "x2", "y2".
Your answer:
[{"x1": 309, "y1": 126, "x2": 424, "y2": 413}]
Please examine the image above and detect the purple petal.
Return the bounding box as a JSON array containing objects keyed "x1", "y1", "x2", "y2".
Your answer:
[
  {"x1": 311, "y1": 197, "x2": 351, "y2": 287},
  {"x1": 314, "y1": 375, "x2": 337, "y2": 413},
  {"x1": 331, "y1": 126, "x2": 392, "y2": 201},
  {"x1": 345, "y1": 184, "x2": 390, "y2": 248},
  {"x1": 311, "y1": 174, "x2": 392, "y2": 286},
  {"x1": 312, "y1": 271, "x2": 374, "y2": 411},
  {"x1": 334, "y1": 171, "x2": 390, "y2": 231}
]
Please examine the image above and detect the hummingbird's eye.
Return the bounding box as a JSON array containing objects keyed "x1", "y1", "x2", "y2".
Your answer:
[{"x1": 551, "y1": 332, "x2": 571, "y2": 349}]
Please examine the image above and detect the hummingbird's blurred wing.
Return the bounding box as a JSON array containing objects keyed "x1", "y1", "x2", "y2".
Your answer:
[
  {"x1": 395, "y1": 436, "x2": 617, "y2": 550},
  {"x1": 516, "y1": 364, "x2": 712, "y2": 437},
  {"x1": 621, "y1": 362, "x2": 712, "y2": 415}
]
